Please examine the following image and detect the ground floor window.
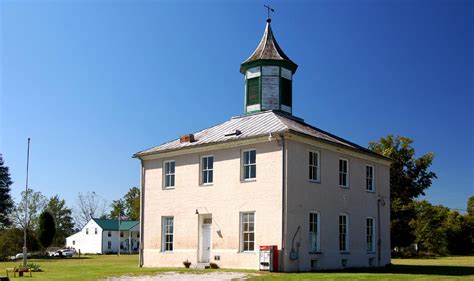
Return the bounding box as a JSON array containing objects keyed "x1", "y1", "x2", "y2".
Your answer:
[
  {"x1": 367, "y1": 217, "x2": 375, "y2": 252},
  {"x1": 240, "y1": 212, "x2": 255, "y2": 252},
  {"x1": 309, "y1": 212, "x2": 320, "y2": 252},
  {"x1": 339, "y1": 214, "x2": 349, "y2": 252},
  {"x1": 108, "y1": 241, "x2": 112, "y2": 249},
  {"x1": 162, "y1": 216, "x2": 174, "y2": 252}
]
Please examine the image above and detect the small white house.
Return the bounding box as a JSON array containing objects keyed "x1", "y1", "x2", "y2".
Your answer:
[{"x1": 66, "y1": 218, "x2": 140, "y2": 254}]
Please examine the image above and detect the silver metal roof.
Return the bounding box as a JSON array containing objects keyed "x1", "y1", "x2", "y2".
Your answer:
[{"x1": 134, "y1": 111, "x2": 385, "y2": 159}]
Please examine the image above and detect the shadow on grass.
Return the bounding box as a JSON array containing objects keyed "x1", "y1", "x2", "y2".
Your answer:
[{"x1": 322, "y1": 264, "x2": 474, "y2": 276}]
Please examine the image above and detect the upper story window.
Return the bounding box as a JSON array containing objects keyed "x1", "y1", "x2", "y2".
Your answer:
[
  {"x1": 366, "y1": 165, "x2": 375, "y2": 192},
  {"x1": 339, "y1": 158, "x2": 349, "y2": 187},
  {"x1": 309, "y1": 212, "x2": 320, "y2": 253},
  {"x1": 86, "y1": 228, "x2": 89, "y2": 235},
  {"x1": 242, "y1": 149, "x2": 256, "y2": 180},
  {"x1": 108, "y1": 231, "x2": 111, "y2": 237},
  {"x1": 309, "y1": 151, "x2": 320, "y2": 182},
  {"x1": 201, "y1": 156, "x2": 214, "y2": 185},
  {"x1": 95, "y1": 228, "x2": 98, "y2": 235},
  {"x1": 240, "y1": 212, "x2": 255, "y2": 252},
  {"x1": 366, "y1": 217, "x2": 375, "y2": 252},
  {"x1": 339, "y1": 214, "x2": 349, "y2": 252},
  {"x1": 162, "y1": 216, "x2": 174, "y2": 252},
  {"x1": 163, "y1": 160, "x2": 175, "y2": 188},
  {"x1": 120, "y1": 231, "x2": 124, "y2": 237}
]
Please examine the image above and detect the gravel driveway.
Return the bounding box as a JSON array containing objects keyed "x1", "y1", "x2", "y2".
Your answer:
[{"x1": 104, "y1": 271, "x2": 249, "y2": 281}]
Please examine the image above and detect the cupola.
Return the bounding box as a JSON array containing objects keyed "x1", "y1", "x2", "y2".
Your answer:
[{"x1": 240, "y1": 18, "x2": 298, "y2": 115}]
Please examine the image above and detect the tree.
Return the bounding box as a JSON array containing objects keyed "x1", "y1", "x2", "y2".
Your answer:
[
  {"x1": 0, "y1": 228, "x2": 39, "y2": 261},
  {"x1": 468, "y1": 196, "x2": 474, "y2": 219},
  {"x1": 410, "y1": 200, "x2": 449, "y2": 255},
  {"x1": 109, "y1": 187, "x2": 140, "y2": 220},
  {"x1": 0, "y1": 154, "x2": 14, "y2": 228},
  {"x1": 46, "y1": 195, "x2": 74, "y2": 246},
  {"x1": 37, "y1": 211, "x2": 56, "y2": 253},
  {"x1": 11, "y1": 189, "x2": 47, "y2": 231},
  {"x1": 444, "y1": 210, "x2": 473, "y2": 255},
  {"x1": 369, "y1": 135, "x2": 437, "y2": 250},
  {"x1": 74, "y1": 192, "x2": 107, "y2": 229}
]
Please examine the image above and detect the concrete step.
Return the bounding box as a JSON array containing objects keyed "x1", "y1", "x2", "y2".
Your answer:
[{"x1": 194, "y1": 263, "x2": 210, "y2": 269}]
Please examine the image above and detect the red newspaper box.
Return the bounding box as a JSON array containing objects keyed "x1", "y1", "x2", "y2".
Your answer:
[{"x1": 259, "y1": 245, "x2": 279, "y2": 272}]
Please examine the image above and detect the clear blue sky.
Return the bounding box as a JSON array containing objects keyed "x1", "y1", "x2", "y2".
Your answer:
[{"x1": 1, "y1": 0, "x2": 473, "y2": 212}]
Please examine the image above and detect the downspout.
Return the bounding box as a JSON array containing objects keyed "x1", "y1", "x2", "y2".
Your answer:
[
  {"x1": 280, "y1": 134, "x2": 287, "y2": 272},
  {"x1": 139, "y1": 158, "x2": 145, "y2": 267}
]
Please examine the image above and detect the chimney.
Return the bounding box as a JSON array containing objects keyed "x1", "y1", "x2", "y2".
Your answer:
[{"x1": 180, "y1": 134, "x2": 195, "y2": 143}]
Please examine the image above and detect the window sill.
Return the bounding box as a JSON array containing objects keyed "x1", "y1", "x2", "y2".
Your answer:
[
  {"x1": 309, "y1": 180, "x2": 321, "y2": 184},
  {"x1": 160, "y1": 251, "x2": 174, "y2": 254},
  {"x1": 339, "y1": 185, "x2": 349, "y2": 189},
  {"x1": 309, "y1": 251, "x2": 323, "y2": 255},
  {"x1": 238, "y1": 251, "x2": 257, "y2": 254},
  {"x1": 241, "y1": 179, "x2": 257, "y2": 183},
  {"x1": 162, "y1": 187, "x2": 175, "y2": 190},
  {"x1": 340, "y1": 252, "x2": 350, "y2": 255},
  {"x1": 367, "y1": 251, "x2": 376, "y2": 254},
  {"x1": 200, "y1": 183, "x2": 214, "y2": 187},
  {"x1": 366, "y1": 190, "x2": 376, "y2": 193}
]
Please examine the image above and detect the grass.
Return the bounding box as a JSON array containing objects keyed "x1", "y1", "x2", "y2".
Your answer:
[{"x1": 0, "y1": 255, "x2": 472, "y2": 280}]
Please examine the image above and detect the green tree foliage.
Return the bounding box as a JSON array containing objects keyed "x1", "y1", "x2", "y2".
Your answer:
[
  {"x1": 411, "y1": 200, "x2": 449, "y2": 255},
  {"x1": 411, "y1": 199, "x2": 474, "y2": 255},
  {"x1": 0, "y1": 154, "x2": 14, "y2": 228},
  {"x1": 0, "y1": 229, "x2": 39, "y2": 261},
  {"x1": 468, "y1": 196, "x2": 474, "y2": 219},
  {"x1": 110, "y1": 187, "x2": 140, "y2": 220},
  {"x1": 37, "y1": 211, "x2": 56, "y2": 252},
  {"x1": 369, "y1": 135, "x2": 436, "y2": 249},
  {"x1": 11, "y1": 189, "x2": 47, "y2": 231},
  {"x1": 46, "y1": 195, "x2": 74, "y2": 247}
]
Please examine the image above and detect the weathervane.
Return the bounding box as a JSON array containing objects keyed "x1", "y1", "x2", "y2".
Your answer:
[{"x1": 264, "y1": 4, "x2": 274, "y2": 21}]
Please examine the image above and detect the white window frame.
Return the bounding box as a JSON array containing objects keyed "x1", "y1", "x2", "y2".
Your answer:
[
  {"x1": 163, "y1": 160, "x2": 176, "y2": 189},
  {"x1": 366, "y1": 165, "x2": 375, "y2": 192},
  {"x1": 339, "y1": 213, "x2": 349, "y2": 252},
  {"x1": 241, "y1": 149, "x2": 257, "y2": 181},
  {"x1": 339, "y1": 158, "x2": 349, "y2": 187},
  {"x1": 309, "y1": 212, "x2": 320, "y2": 253},
  {"x1": 366, "y1": 217, "x2": 375, "y2": 253},
  {"x1": 240, "y1": 212, "x2": 256, "y2": 252},
  {"x1": 162, "y1": 216, "x2": 174, "y2": 252},
  {"x1": 200, "y1": 155, "x2": 214, "y2": 185},
  {"x1": 309, "y1": 151, "x2": 321, "y2": 182}
]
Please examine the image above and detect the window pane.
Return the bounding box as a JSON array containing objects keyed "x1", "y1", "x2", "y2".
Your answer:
[
  {"x1": 208, "y1": 171, "x2": 213, "y2": 183},
  {"x1": 250, "y1": 165, "x2": 256, "y2": 178},
  {"x1": 247, "y1": 77, "x2": 260, "y2": 106},
  {"x1": 209, "y1": 157, "x2": 213, "y2": 169},
  {"x1": 250, "y1": 150, "x2": 256, "y2": 164},
  {"x1": 244, "y1": 151, "x2": 249, "y2": 165}
]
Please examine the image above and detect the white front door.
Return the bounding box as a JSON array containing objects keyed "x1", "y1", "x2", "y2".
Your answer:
[{"x1": 200, "y1": 217, "x2": 212, "y2": 263}]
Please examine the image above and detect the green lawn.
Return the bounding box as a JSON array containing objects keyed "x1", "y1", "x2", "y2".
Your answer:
[{"x1": 0, "y1": 255, "x2": 472, "y2": 280}]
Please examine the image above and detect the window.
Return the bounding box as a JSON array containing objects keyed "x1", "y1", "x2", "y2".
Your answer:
[
  {"x1": 242, "y1": 150, "x2": 256, "y2": 180},
  {"x1": 95, "y1": 228, "x2": 98, "y2": 235},
  {"x1": 164, "y1": 160, "x2": 175, "y2": 188},
  {"x1": 120, "y1": 241, "x2": 124, "y2": 250},
  {"x1": 72, "y1": 240, "x2": 75, "y2": 245},
  {"x1": 107, "y1": 241, "x2": 112, "y2": 249},
  {"x1": 240, "y1": 212, "x2": 255, "y2": 252},
  {"x1": 86, "y1": 228, "x2": 89, "y2": 235},
  {"x1": 246, "y1": 77, "x2": 260, "y2": 106},
  {"x1": 201, "y1": 156, "x2": 214, "y2": 184},
  {"x1": 137, "y1": 232, "x2": 140, "y2": 238},
  {"x1": 367, "y1": 218, "x2": 375, "y2": 252},
  {"x1": 339, "y1": 159, "x2": 349, "y2": 187},
  {"x1": 120, "y1": 231, "x2": 123, "y2": 238},
  {"x1": 162, "y1": 216, "x2": 174, "y2": 252},
  {"x1": 281, "y1": 77, "x2": 292, "y2": 107},
  {"x1": 339, "y1": 214, "x2": 349, "y2": 252},
  {"x1": 366, "y1": 165, "x2": 375, "y2": 192},
  {"x1": 309, "y1": 151, "x2": 320, "y2": 182},
  {"x1": 108, "y1": 231, "x2": 111, "y2": 237},
  {"x1": 309, "y1": 212, "x2": 320, "y2": 252}
]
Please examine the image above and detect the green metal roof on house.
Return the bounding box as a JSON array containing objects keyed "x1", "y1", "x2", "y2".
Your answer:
[{"x1": 92, "y1": 218, "x2": 139, "y2": 231}]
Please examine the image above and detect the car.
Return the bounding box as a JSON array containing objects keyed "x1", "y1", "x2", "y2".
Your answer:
[
  {"x1": 9, "y1": 253, "x2": 31, "y2": 260},
  {"x1": 53, "y1": 249, "x2": 75, "y2": 257}
]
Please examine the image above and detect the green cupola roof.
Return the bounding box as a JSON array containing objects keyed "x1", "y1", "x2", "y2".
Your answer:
[{"x1": 240, "y1": 18, "x2": 298, "y2": 74}]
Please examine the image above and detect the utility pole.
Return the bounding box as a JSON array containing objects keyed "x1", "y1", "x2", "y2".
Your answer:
[{"x1": 23, "y1": 138, "x2": 31, "y2": 267}]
